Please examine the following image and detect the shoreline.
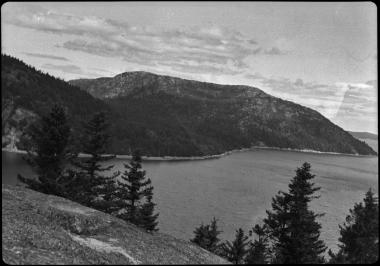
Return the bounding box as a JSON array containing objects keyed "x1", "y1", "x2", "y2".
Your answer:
[{"x1": 2, "y1": 146, "x2": 376, "y2": 161}]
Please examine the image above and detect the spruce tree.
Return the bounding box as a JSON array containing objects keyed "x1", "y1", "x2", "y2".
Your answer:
[
  {"x1": 221, "y1": 228, "x2": 250, "y2": 264},
  {"x1": 328, "y1": 188, "x2": 378, "y2": 264},
  {"x1": 69, "y1": 111, "x2": 119, "y2": 211},
  {"x1": 115, "y1": 150, "x2": 159, "y2": 231},
  {"x1": 18, "y1": 104, "x2": 74, "y2": 196},
  {"x1": 245, "y1": 224, "x2": 269, "y2": 264},
  {"x1": 139, "y1": 186, "x2": 159, "y2": 231},
  {"x1": 191, "y1": 217, "x2": 222, "y2": 254},
  {"x1": 264, "y1": 162, "x2": 327, "y2": 263}
]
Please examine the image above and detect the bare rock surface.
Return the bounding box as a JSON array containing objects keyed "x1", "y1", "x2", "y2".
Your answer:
[{"x1": 2, "y1": 184, "x2": 229, "y2": 264}]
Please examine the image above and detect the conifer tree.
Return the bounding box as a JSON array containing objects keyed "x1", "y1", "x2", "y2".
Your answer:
[
  {"x1": 191, "y1": 217, "x2": 222, "y2": 254},
  {"x1": 328, "y1": 188, "x2": 378, "y2": 264},
  {"x1": 139, "y1": 187, "x2": 159, "y2": 231},
  {"x1": 264, "y1": 162, "x2": 327, "y2": 263},
  {"x1": 221, "y1": 228, "x2": 250, "y2": 264},
  {"x1": 115, "y1": 150, "x2": 159, "y2": 231},
  {"x1": 245, "y1": 224, "x2": 269, "y2": 264},
  {"x1": 69, "y1": 111, "x2": 119, "y2": 211},
  {"x1": 18, "y1": 104, "x2": 74, "y2": 196}
]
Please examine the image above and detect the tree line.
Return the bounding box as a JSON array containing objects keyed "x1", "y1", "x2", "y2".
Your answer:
[
  {"x1": 17, "y1": 104, "x2": 378, "y2": 264},
  {"x1": 18, "y1": 104, "x2": 158, "y2": 231},
  {"x1": 190, "y1": 163, "x2": 378, "y2": 264}
]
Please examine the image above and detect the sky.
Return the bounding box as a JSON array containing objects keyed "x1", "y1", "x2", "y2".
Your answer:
[{"x1": 1, "y1": 2, "x2": 377, "y2": 134}]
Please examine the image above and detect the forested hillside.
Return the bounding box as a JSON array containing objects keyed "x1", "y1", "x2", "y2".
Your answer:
[
  {"x1": 71, "y1": 72, "x2": 377, "y2": 156},
  {"x1": 2, "y1": 54, "x2": 109, "y2": 150},
  {"x1": 1, "y1": 55, "x2": 376, "y2": 156}
]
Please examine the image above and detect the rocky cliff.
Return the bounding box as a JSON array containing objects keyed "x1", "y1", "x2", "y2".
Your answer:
[
  {"x1": 2, "y1": 184, "x2": 228, "y2": 264},
  {"x1": 2, "y1": 98, "x2": 38, "y2": 151}
]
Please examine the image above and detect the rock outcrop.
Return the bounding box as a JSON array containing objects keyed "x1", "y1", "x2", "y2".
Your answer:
[
  {"x1": 2, "y1": 98, "x2": 37, "y2": 151},
  {"x1": 2, "y1": 184, "x2": 228, "y2": 264}
]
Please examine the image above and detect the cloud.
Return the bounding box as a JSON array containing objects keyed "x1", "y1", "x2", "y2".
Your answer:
[
  {"x1": 3, "y1": 4, "x2": 129, "y2": 36},
  {"x1": 332, "y1": 81, "x2": 377, "y2": 132},
  {"x1": 244, "y1": 72, "x2": 265, "y2": 80},
  {"x1": 24, "y1": 52, "x2": 69, "y2": 61},
  {"x1": 41, "y1": 63, "x2": 99, "y2": 77},
  {"x1": 366, "y1": 79, "x2": 378, "y2": 88},
  {"x1": 42, "y1": 63, "x2": 83, "y2": 74},
  {"x1": 252, "y1": 74, "x2": 377, "y2": 125},
  {"x1": 3, "y1": 3, "x2": 268, "y2": 76},
  {"x1": 264, "y1": 47, "x2": 287, "y2": 55},
  {"x1": 89, "y1": 67, "x2": 116, "y2": 75}
]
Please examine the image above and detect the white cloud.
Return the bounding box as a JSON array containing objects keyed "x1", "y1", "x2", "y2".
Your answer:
[
  {"x1": 3, "y1": 3, "x2": 285, "y2": 77},
  {"x1": 246, "y1": 73, "x2": 377, "y2": 128},
  {"x1": 24, "y1": 52, "x2": 69, "y2": 61}
]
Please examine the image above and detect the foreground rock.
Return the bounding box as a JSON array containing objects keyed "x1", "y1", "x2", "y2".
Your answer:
[{"x1": 2, "y1": 184, "x2": 228, "y2": 264}]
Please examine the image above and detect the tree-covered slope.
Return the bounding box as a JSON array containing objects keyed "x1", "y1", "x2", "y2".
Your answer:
[
  {"x1": 70, "y1": 72, "x2": 377, "y2": 156},
  {"x1": 1, "y1": 54, "x2": 109, "y2": 149},
  {"x1": 1, "y1": 54, "x2": 375, "y2": 156}
]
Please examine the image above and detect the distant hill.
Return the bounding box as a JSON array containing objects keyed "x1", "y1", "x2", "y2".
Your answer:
[
  {"x1": 349, "y1": 131, "x2": 378, "y2": 140},
  {"x1": 70, "y1": 72, "x2": 377, "y2": 156},
  {"x1": 348, "y1": 131, "x2": 378, "y2": 153}
]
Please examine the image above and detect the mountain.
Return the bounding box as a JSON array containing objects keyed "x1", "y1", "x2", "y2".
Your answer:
[
  {"x1": 70, "y1": 72, "x2": 377, "y2": 156},
  {"x1": 348, "y1": 131, "x2": 378, "y2": 153},
  {"x1": 2, "y1": 54, "x2": 109, "y2": 150},
  {"x1": 2, "y1": 184, "x2": 227, "y2": 264},
  {"x1": 2, "y1": 54, "x2": 376, "y2": 156},
  {"x1": 349, "y1": 131, "x2": 378, "y2": 140}
]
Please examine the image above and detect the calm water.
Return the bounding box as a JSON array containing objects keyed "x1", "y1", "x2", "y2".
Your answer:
[{"x1": 2, "y1": 149, "x2": 378, "y2": 252}]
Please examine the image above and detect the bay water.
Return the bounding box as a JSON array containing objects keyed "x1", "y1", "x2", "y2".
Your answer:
[{"x1": 2, "y1": 149, "x2": 378, "y2": 253}]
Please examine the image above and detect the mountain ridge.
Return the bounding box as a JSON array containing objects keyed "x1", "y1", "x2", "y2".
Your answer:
[
  {"x1": 69, "y1": 70, "x2": 377, "y2": 156},
  {"x1": 70, "y1": 71, "x2": 269, "y2": 101},
  {"x1": 2, "y1": 54, "x2": 377, "y2": 156}
]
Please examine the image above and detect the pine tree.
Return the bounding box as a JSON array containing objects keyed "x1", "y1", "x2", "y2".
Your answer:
[
  {"x1": 18, "y1": 104, "x2": 74, "y2": 196},
  {"x1": 221, "y1": 228, "x2": 250, "y2": 264},
  {"x1": 245, "y1": 224, "x2": 269, "y2": 264},
  {"x1": 191, "y1": 217, "x2": 222, "y2": 254},
  {"x1": 139, "y1": 186, "x2": 159, "y2": 231},
  {"x1": 69, "y1": 111, "x2": 119, "y2": 211},
  {"x1": 264, "y1": 162, "x2": 327, "y2": 263},
  {"x1": 328, "y1": 188, "x2": 378, "y2": 264},
  {"x1": 115, "y1": 150, "x2": 159, "y2": 231}
]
